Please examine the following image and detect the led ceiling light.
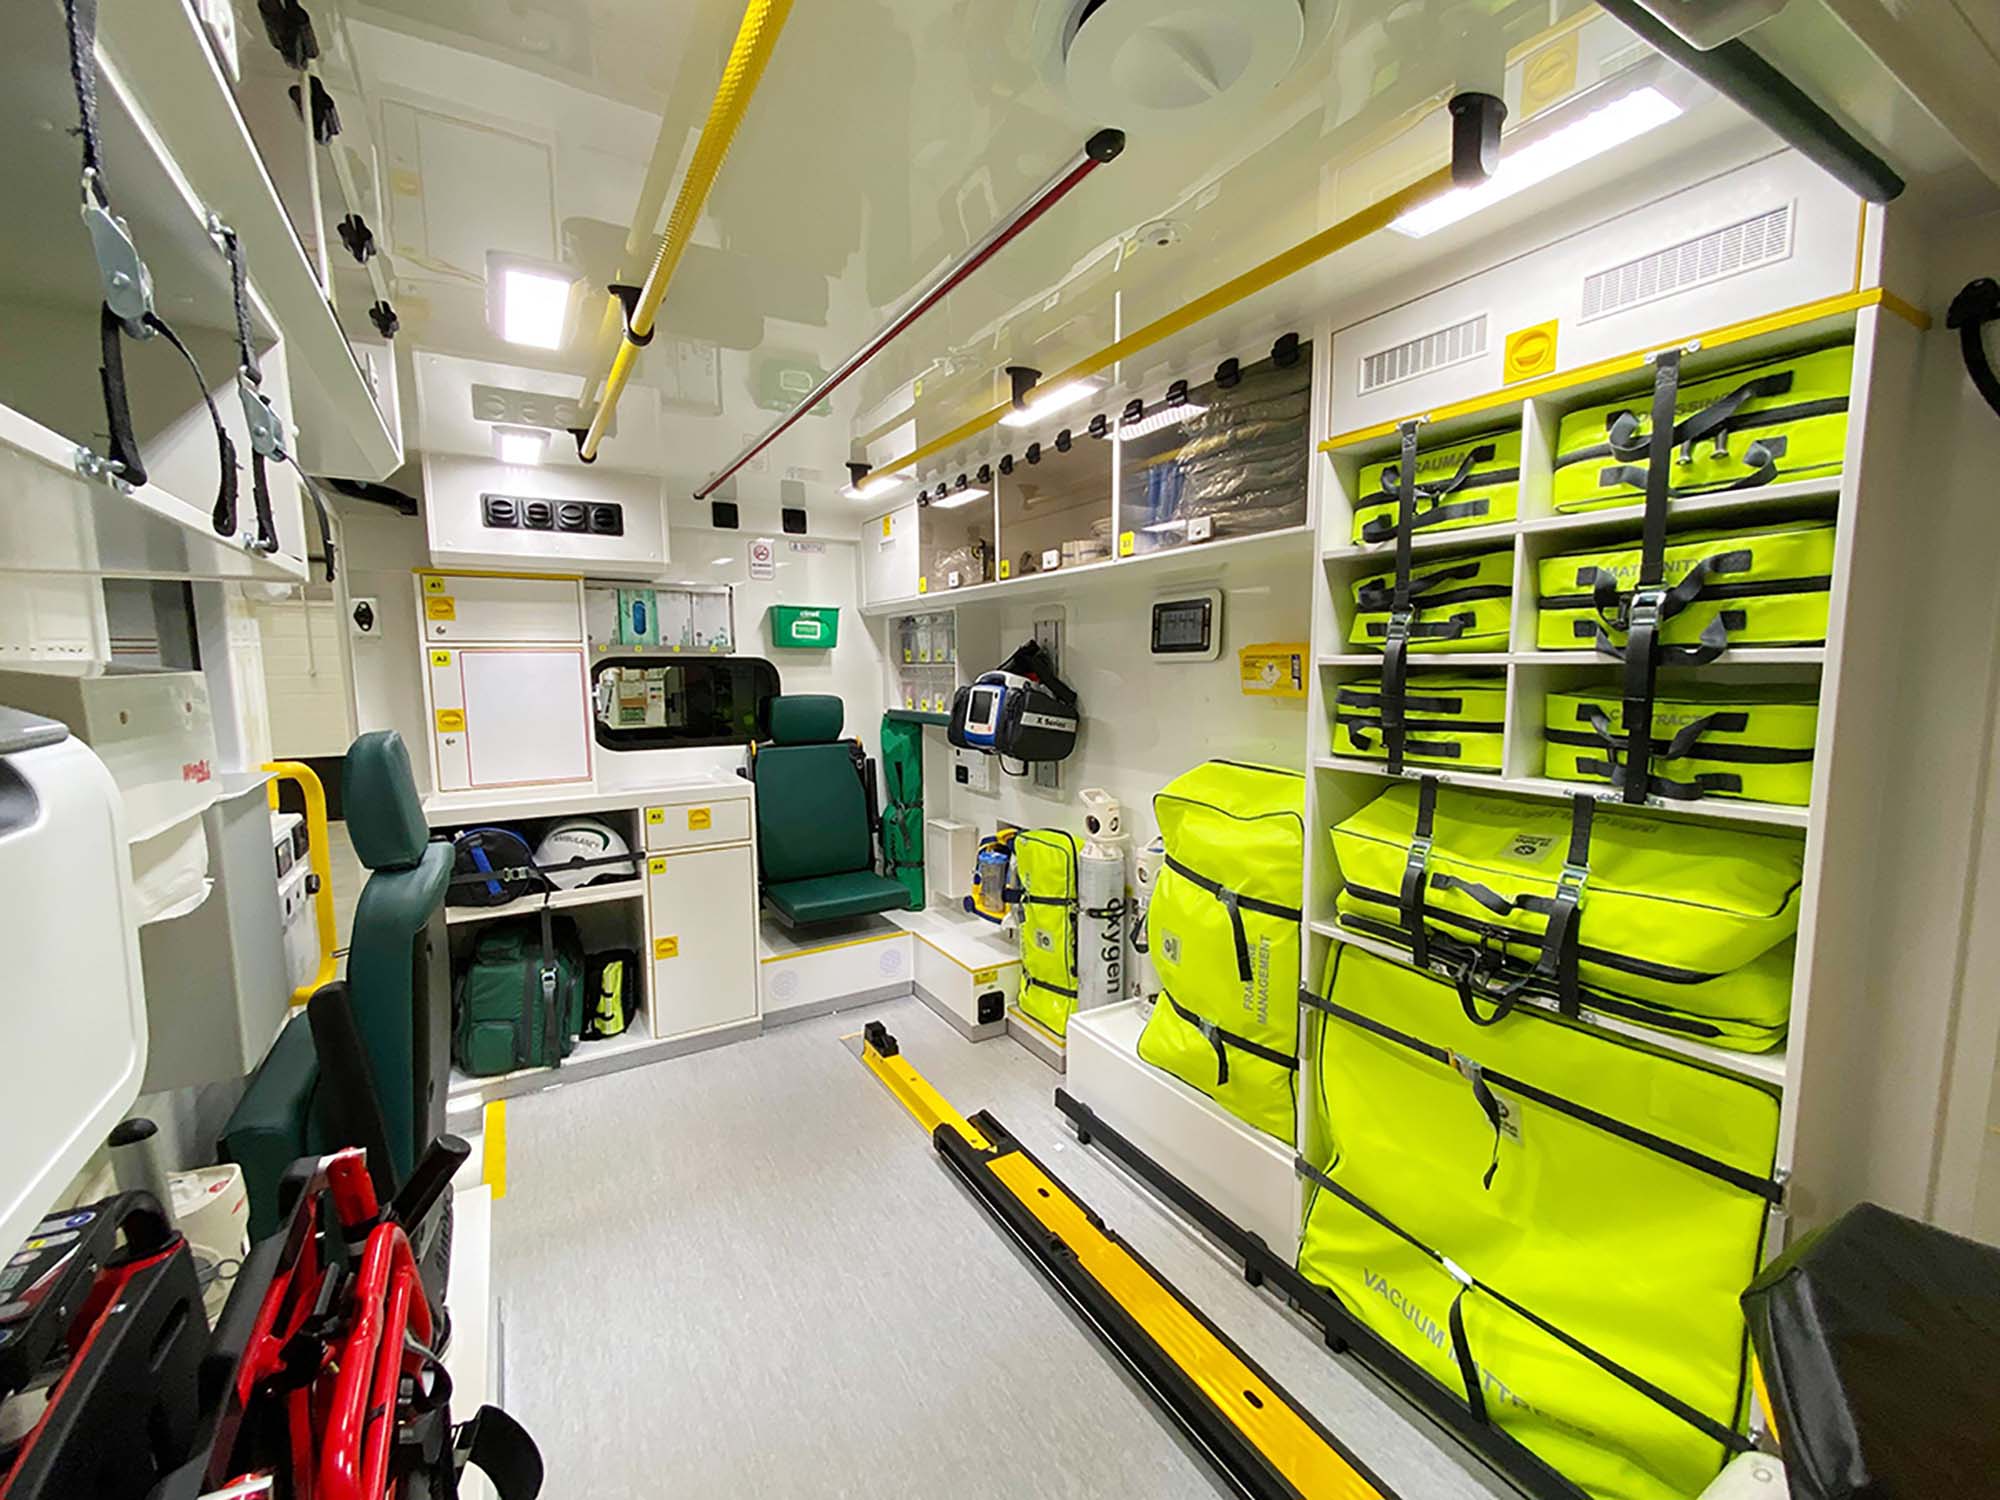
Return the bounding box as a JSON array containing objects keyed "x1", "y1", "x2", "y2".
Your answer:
[
  {"x1": 493, "y1": 426, "x2": 550, "y2": 466},
  {"x1": 493, "y1": 260, "x2": 574, "y2": 349},
  {"x1": 930, "y1": 487, "x2": 990, "y2": 510},
  {"x1": 842, "y1": 474, "x2": 903, "y2": 501},
  {"x1": 1391, "y1": 85, "x2": 1684, "y2": 239},
  {"x1": 1115, "y1": 403, "x2": 1209, "y2": 442},
  {"x1": 1000, "y1": 378, "x2": 1104, "y2": 427}
]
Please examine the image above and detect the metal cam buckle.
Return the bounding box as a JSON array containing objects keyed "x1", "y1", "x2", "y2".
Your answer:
[
  {"x1": 82, "y1": 176, "x2": 155, "y2": 329},
  {"x1": 238, "y1": 372, "x2": 290, "y2": 460}
]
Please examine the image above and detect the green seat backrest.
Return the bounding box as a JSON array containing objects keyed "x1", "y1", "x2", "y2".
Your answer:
[
  {"x1": 342, "y1": 731, "x2": 452, "y2": 1185},
  {"x1": 220, "y1": 1010, "x2": 328, "y2": 1241},
  {"x1": 753, "y1": 695, "x2": 871, "y2": 884}
]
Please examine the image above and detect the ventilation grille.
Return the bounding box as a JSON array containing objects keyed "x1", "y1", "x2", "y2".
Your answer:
[
  {"x1": 1581, "y1": 205, "x2": 1793, "y2": 323},
  {"x1": 1358, "y1": 314, "x2": 1489, "y2": 395}
]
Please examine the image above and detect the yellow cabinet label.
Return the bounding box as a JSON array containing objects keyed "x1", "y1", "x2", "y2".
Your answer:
[
  {"x1": 654, "y1": 936, "x2": 679, "y2": 960},
  {"x1": 881, "y1": 515, "x2": 893, "y2": 539},
  {"x1": 1118, "y1": 530, "x2": 1136, "y2": 558},
  {"x1": 917, "y1": 575, "x2": 929, "y2": 595},
  {"x1": 688, "y1": 807, "x2": 712, "y2": 831},
  {"x1": 421, "y1": 574, "x2": 448, "y2": 594},
  {"x1": 425, "y1": 597, "x2": 456, "y2": 621},
  {"x1": 645, "y1": 807, "x2": 666, "y2": 825},
  {"x1": 434, "y1": 708, "x2": 465, "y2": 732},
  {"x1": 998, "y1": 558, "x2": 1012, "y2": 580},
  {"x1": 973, "y1": 967, "x2": 999, "y2": 985},
  {"x1": 648, "y1": 857, "x2": 668, "y2": 876},
  {"x1": 430, "y1": 649, "x2": 452, "y2": 668}
]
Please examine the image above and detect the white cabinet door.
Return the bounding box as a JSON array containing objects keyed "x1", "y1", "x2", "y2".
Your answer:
[
  {"x1": 862, "y1": 503, "x2": 918, "y2": 605},
  {"x1": 646, "y1": 844, "x2": 758, "y2": 1037},
  {"x1": 426, "y1": 646, "x2": 592, "y2": 791},
  {"x1": 417, "y1": 573, "x2": 584, "y2": 644}
]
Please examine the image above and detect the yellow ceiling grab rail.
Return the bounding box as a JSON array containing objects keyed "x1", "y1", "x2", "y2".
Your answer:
[
  {"x1": 868, "y1": 162, "x2": 1461, "y2": 484},
  {"x1": 264, "y1": 760, "x2": 339, "y2": 1006},
  {"x1": 574, "y1": 0, "x2": 794, "y2": 462}
]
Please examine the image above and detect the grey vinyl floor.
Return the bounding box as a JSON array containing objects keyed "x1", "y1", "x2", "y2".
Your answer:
[{"x1": 493, "y1": 996, "x2": 1511, "y2": 1500}]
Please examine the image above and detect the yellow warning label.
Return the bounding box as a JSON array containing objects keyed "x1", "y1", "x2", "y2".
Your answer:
[
  {"x1": 998, "y1": 558, "x2": 1012, "y2": 580},
  {"x1": 434, "y1": 708, "x2": 465, "y2": 733},
  {"x1": 881, "y1": 515, "x2": 893, "y2": 539},
  {"x1": 645, "y1": 807, "x2": 666, "y2": 825},
  {"x1": 1504, "y1": 320, "x2": 1560, "y2": 384},
  {"x1": 973, "y1": 967, "x2": 999, "y2": 985},
  {"x1": 430, "y1": 650, "x2": 452, "y2": 668},
  {"x1": 917, "y1": 576, "x2": 929, "y2": 595},
  {"x1": 654, "y1": 936, "x2": 679, "y2": 960},
  {"x1": 648, "y1": 857, "x2": 667, "y2": 876},
  {"x1": 421, "y1": 575, "x2": 448, "y2": 594},
  {"x1": 1521, "y1": 33, "x2": 1579, "y2": 119},
  {"x1": 688, "y1": 807, "x2": 712, "y2": 831},
  {"x1": 1239, "y1": 642, "x2": 1308, "y2": 699},
  {"x1": 1118, "y1": 530, "x2": 1136, "y2": 558},
  {"x1": 425, "y1": 597, "x2": 456, "y2": 621}
]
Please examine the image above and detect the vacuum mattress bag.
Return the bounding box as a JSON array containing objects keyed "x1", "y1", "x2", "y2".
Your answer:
[
  {"x1": 1352, "y1": 427, "x2": 1521, "y2": 544},
  {"x1": 1137, "y1": 761, "x2": 1305, "y2": 1140},
  {"x1": 1331, "y1": 782, "x2": 1803, "y2": 1048},
  {"x1": 1332, "y1": 674, "x2": 1505, "y2": 774},
  {"x1": 1536, "y1": 520, "x2": 1835, "y2": 653},
  {"x1": 1298, "y1": 945, "x2": 1780, "y2": 1500},
  {"x1": 1544, "y1": 684, "x2": 1820, "y2": 806},
  {"x1": 1013, "y1": 829, "x2": 1080, "y2": 1038},
  {"x1": 1551, "y1": 343, "x2": 1852, "y2": 512},
  {"x1": 1350, "y1": 548, "x2": 1513, "y2": 654}
]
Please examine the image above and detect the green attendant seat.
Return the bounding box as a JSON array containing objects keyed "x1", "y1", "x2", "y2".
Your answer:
[{"x1": 752, "y1": 695, "x2": 907, "y2": 926}]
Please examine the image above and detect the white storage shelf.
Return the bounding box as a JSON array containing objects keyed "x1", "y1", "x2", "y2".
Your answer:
[
  {"x1": 444, "y1": 880, "x2": 644, "y2": 927},
  {"x1": 1305, "y1": 306, "x2": 1876, "y2": 1178}
]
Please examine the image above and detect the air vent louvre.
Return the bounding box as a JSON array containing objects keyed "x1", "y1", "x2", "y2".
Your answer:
[
  {"x1": 1580, "y1": 205, "x2": 1793, "y2": 323},
  {"x1": 1358, "y1": 313, "x2": 1489, "y2": 395},
  {"x1": 522, "y1": 501, "x2": 554, "y2": 531}
]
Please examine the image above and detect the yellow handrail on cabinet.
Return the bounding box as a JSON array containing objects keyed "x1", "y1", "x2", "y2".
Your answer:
[{"x1": 265, "y1": 760, "x2": 338, "y2": 1005}]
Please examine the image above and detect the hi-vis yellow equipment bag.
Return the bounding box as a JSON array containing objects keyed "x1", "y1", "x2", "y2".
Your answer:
[
  {"x1": 1013, "y1": 829, "x2": 1080, "y2": 1038},
  {"x1": 1298, "y1": 945, "x2": 1779, "y2": 1500},
  {"x1": 1536, "y1": 520, "x2": 1834, "y2": 655},
  {"x1": 1350, "y1": 548, "x2": 1513, "y2": 654},
  {"x1": 1551, "y1": 343, "x2": 1852, "y2": 512},
  {"x1": 1137, "y1": 761, "x2": 1304, "y2": 1140},
  {"x1": 1332, "y1": 674, "x2": 1505, "y2": 774},
  {"x1": 1352, "y1": 428, "x2": 1521, "y2": 544},
  {"x1": 1331, "y1": 781, "x2": 1802, "y2": 1049},
  {"x1": 1544, "y1": 684, "x2": 1820, "y2": 806}
]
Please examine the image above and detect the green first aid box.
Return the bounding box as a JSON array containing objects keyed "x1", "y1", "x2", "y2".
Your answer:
[{"x1": 767, "y1": 604, "x2": 839, "y2": 649}]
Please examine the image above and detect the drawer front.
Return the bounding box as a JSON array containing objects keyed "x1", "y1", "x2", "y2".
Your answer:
[{"x1": 643, "y1": 796, "x2": 751, "y2": 850}]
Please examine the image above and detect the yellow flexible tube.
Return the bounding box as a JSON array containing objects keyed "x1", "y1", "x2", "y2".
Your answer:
[
  {"x1": 265, "y1": 760, "x2": 339, "y2": 1005},
  {"x1": 869, "y1": 162, "x2": 1461, "y2": 482},
  {"x1": 578, "y1": 0, "x2": 794, "y2": 460}
]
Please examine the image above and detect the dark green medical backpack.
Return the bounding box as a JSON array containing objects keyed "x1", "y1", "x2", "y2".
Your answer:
[{"x1": 453, "y1": 915, "x2": 587, "y2": 1076}]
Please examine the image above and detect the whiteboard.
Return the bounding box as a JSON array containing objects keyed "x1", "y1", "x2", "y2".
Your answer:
[{"x1": 459, "y1": 648, "x2": 592, "y2": 788}]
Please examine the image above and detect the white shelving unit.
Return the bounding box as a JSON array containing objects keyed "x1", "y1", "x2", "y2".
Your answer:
[{"x1": 443, "y1": 880, "x2": 644, "y2": 927}]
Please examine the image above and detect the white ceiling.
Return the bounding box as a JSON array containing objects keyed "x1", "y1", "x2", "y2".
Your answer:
[{"x1": 321, "y1": 0, "x2": 1779, "y2": 499}]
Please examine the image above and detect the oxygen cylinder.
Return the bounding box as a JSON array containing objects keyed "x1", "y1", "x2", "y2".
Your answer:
[
  {"x1": 1131, "y1": 835, "x2": 1166, "y2": 1005},
  {"x1": 1077, "y1": 790, "x2": 1127, "y2": 1013}
]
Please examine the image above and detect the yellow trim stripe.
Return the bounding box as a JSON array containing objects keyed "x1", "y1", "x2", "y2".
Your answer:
[
  {"x1": 861, "y1": 1040, "x2": 991, "y2": 1150},
  {"x1": 988, "y1": 1150, "x2": 1385, "y2": 1500},
  {"x1": 759, "y1": 930, "x2": 905, "y2": 964},
  {"x1": 579, "y1": 0, "x2": 792, "y2": 459},
  {"x1": 911, "y1": 929, "x2": 1021, "y2": 976},
  {"x1": 483, "y1": 1099, "x2": 508, "y2": 1201},
  {"x1": 871, "y1": 164, "x2": 1460, "y2": 482},
  {"x1": 1322, "y1": 286, "x2": 1929, "y2": 451},
  {"x1": 411, "y1": 568, "x2": 585, "y2": 582}
]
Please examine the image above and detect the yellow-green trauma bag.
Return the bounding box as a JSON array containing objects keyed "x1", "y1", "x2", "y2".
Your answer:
[
  {"x1": 1352, "y1": 428, "x2": 1521, "y2": 544},
  {"x1": 1551, "y1": 343, "x2": 1852, "y2": 512},
  {"x1": 1544, "y1": 685, "x2": 1819, "y2": 806},
  {"x1": 1298, "y1": 944, "x2": 1779, "y2": 1500},
  {"x1": 1350, "y1": 548, "x2": 1512, "y2": 654},
  {"x1": 1332, "y1": 674, "x2": 1504, "y2": 774},
  {"x1": 1013, "y1": 829, "x2": 1080, "y2": 1038},
  {"x1": 1330, "y1": 781, "x2": 1801, "y2": 1049},
  {"x1": 1137, "y1": 761, "x2": 1304, "y2": 1140},
  {"x1": 1536, "y1": 520, "x2": 1834, "y2": 654}
]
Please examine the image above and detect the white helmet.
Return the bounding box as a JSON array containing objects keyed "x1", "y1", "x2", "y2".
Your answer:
[{"x1": 533, "y1": 817, "x2": 635, "y2": 890}]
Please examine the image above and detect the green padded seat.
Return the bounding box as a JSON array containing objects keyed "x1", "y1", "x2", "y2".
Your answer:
[
  {"x1": 766, "y1": 870, "x2": 912, "y2": 925},
  {"x1": 752, "y1": 694, "x2": 907, "y2": 925},
  {"x1": 219, "y1": 1010, "x2": 327, "y2": 1241}
]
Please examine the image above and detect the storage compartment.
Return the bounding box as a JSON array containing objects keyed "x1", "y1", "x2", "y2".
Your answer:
[
  {"x1": 428, "y1": 646, "x2": 592, "y2": 792},
  {"x1": 919, "y1": 483, "x2": 997, "y2": 591},
  {"x1": 995, "y1": 428, "x2": 1110, "y2": 578},
  {"x1": 890, "y1": 610, "x2": 958, "y2": 714},
  {"x1": 1346, "y1": 547, "x2": 1515, "y2": 655},
  {"x1": 647, "y1": 842, "x2": 759, "y2": 1038},
  {"x1": 643, "y1": 794, "x2": 752, "y2": 852},
  {"x1": 1330, "y1": 671, "x2": 1506, "y2": 774}
]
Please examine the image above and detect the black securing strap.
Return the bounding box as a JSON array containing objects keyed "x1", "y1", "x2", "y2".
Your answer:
[
  {"x1": 1382, "y1": 418, "x2": 1423, "y2": 775},
  {"x1": 1025, "y1": 973, "x2": 1078, "y2": 1001},
  {"x1": 1399, "y1": 776, "x2": 1437, "y2": 970},
  {"x1": 1608, "y1": 349, "x2": 1685, "y2": 804},
  {"x1": 452, "y1": 1405, "x2": 546, "y2": 1500},
  {"x1": 1162, "y1": 853, "x2": 1300, "y2": 983},
  {"x1": 1167, "y1": 993, "x2": 1296, "y2": 1087}
]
